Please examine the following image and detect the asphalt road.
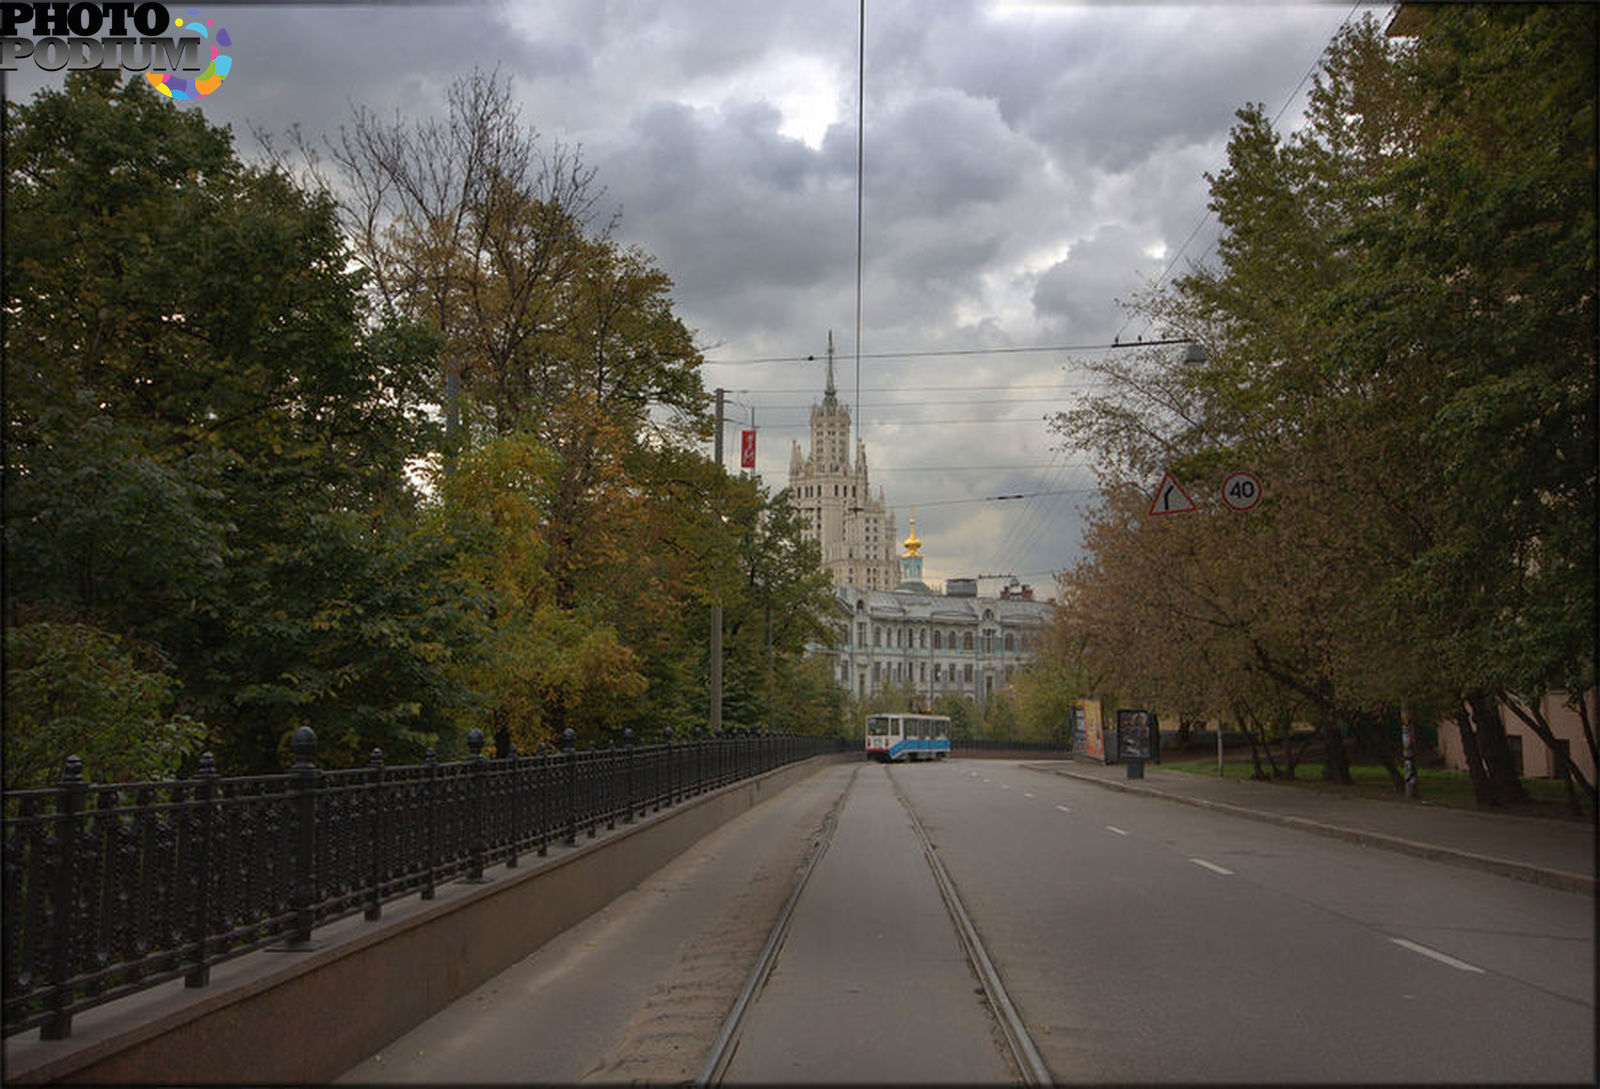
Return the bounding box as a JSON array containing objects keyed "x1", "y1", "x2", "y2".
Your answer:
[
  {"x1": 718, "y1": 763, "x2": 1017, "y2": 1084},
  {"x1": 336, "y1": 764, "x2": 852, "y2": 1085},
  {"x1": 895, "y1": 760, "x2": 1594, "y2": 1084},
  {"x1": 337, "y1": 758, "x2": 1594, "y2": 1085}
]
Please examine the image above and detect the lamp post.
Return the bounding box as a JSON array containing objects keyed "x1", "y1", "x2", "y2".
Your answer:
[{"x1": 711, "y1": 387, "x2": 725, "y2": 734}]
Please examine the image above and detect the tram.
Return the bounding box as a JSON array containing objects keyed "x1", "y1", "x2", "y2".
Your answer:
[{"x1": 865, "y1": 713, "x2": 952, "y2": 762}]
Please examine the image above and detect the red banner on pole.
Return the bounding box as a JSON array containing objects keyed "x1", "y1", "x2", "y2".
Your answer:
[{"x1": 740, "y1": 429, "x2": 756, "y2": 469}]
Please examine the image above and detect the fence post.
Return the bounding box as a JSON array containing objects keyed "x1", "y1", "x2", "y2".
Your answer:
[
  {"x1": 536, "y1": 745, "x2": 549, "y2": 858},
  {"x1": 563, "y1": 729, "x2": 578, "y2": 847},
  {"x1": 605, "y1": 739, "x2": 618, "y2": 831},
  {"x1": 281, "y1": 727, "x2": 320, "y2": 951},
  {"x1": 623, "y1": 729, "x2": 636, "y2": 824},
  {"x1": 186, "y1": 752, "x2": 218, "y2": 987},
  {"x1": 364, "y1": 749, "x2": 384, "y2": 921},
  {"x1": 663, "y1": 727, "x2": 674, "y2": 808},
  {"x1": 506, "y1": 741, "x2": 521, "y2": 870},
  {"x1": 464, "y1": 730, "x2": 490, "y2": 884},
  {"x1": 421, "y1": 749, "x2": 438, "y2": 901},
  {"x1": 40, "y1": 756, "x2": 87, "y2": 1040},
  {"x1": 586, "y1": 741, "x2": 599, "y2": 839}
]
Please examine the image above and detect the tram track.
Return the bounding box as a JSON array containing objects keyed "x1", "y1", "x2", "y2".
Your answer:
[
  {"x1": 888, "y1": 766, "x2": 1054, "y2": 1086},
  {"x1": 696, "y1": 762, "x2": 1052, "y2": 1086},
  {"x1": 694, "y1": 764, "x2": 859, "y2": 1086}
]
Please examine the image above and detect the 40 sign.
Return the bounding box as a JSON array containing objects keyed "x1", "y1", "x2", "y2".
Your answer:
[{"x1": 1221, "y1": 471, "x2": 1262, "y2": 512}]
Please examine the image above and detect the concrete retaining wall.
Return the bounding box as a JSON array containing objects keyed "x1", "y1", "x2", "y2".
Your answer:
[{"x1": 4, "y1": 754, "x2": 845, "y2": 1085}]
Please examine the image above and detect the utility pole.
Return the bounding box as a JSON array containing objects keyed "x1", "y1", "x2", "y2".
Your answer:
[{"x1": 710, "y1": 388, "x2": 724, "y2": 734}]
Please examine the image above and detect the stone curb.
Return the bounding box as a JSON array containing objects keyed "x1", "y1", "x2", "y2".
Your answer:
[{"x1": 1029, "y1": 765, "x2": 1594, "y2": 896}]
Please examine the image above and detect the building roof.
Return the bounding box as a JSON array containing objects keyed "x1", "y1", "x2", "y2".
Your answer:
[{"x1": 834, "y1": 585, "x2": 1054, "y2": 627}]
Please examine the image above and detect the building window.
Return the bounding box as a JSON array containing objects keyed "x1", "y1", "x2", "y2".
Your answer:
[
  {"x1": 919, "y1": 630, "x2": 927, "y2": 649},
  {"x1": 1004, "y1": 633, "x2": 1015, "y2": 652},
  {"x1": 963, "y1": 632, "x2": 974, "y2": 651},
  {"x1": 874, "y1": 628, "x2": 881, "y2": 648},
  {"x1": 920, "y1": 662, "x2": 926, "y2": 682},
  {"x1": 964, "y1": 664, "x2": 974, "y2": 683}
]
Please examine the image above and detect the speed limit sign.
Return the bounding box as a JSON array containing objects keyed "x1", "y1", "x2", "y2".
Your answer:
[{"x1": 1222, "y1": 471, "x2": 1262, "y2": 512}]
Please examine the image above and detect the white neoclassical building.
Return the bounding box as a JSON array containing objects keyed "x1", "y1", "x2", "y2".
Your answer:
[{"x1": 820, "y1": 513, "x2": 1055, "y2": 709}]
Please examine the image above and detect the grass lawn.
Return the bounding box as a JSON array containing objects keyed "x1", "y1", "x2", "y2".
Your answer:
[{"x1": 1160, "y1": 755, "x2": 1588, "y2": 821}]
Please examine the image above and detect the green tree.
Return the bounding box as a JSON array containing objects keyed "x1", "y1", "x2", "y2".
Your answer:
[
  {"x1": 3, "y1": 622, "x2": 206, "y2": 790},
  {"x1": 4, "y1": 72, "x2": 464, "y2": 773},
  {"x1": 1051, "y1": 10, "x2": 1595, "y2": 807}
]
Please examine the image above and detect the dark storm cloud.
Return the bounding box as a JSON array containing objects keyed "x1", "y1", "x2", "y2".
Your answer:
[{"x1": 0, "y1": 0, "x2": 1378, "y2": 585}]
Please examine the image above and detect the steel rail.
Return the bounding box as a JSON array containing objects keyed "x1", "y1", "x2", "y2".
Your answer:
[
  {"x1": 889, "y1": 767, "x2": 1055, "y2": 1086},
  {"x1": 694, "y1": 765, "x2": 859, "y2": 1086}
]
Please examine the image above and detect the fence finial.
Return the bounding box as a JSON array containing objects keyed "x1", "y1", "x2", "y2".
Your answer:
[{"x1": 290, "y1": 726, "x2": 317, "y2": 768}]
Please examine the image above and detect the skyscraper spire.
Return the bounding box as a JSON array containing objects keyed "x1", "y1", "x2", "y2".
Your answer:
[{"x1": 824, "y1": 329, "x2": 837, "y2": 404}]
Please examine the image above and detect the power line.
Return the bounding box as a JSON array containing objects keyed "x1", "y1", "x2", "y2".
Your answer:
[
  {"x1": 853, "y1": 0, "x2": 866, "y2": 446},
  {"x1": 724, "y1": 381, "x2": 1109, "y2": 394},
  {"x1": 1112, "y1": 0, "x2": 1368, "y2": 345},
  {"x1": 706, "y1": 338, "x2": 1155, "y2": 366},
  {"x1": 880, "y1": 486, "x2": 1097, "y2": 510},
  {"x1": 866, "y1": 462, "x2": 1072, "y2": 473},
  {"x1": 737, "y1": 394, "x2": 1093, "y2": 410}
]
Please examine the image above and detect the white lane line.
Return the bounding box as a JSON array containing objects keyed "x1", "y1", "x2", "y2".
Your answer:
[
  {"x1": 1390, "y1": 938, "x2": 1485, "y2": 974},
  {"x1": 1189, "y1": 858, "x2": 1235, "y2": 876},
  {"x1": 1023, "y1": 792, "x2": 1034, "y2": 799},
  {"x1": 1106, "y1": 826, "x2": 1129, "y2": 836},
  {"x1": 1055, "y1": 805, "x2": 1072, "y2": 814}
]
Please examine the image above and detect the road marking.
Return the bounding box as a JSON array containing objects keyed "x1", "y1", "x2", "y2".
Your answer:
[
  {"x1": 1106, "y1": 826, "x2": 1129, "y2": 836},
  {"x1": 1023, "y1": 792, "x2": 1034, "y2": 798},
  {"x1": 1390, "y1": 938, "x2": 1484, "y2": 974},
  {"x1": 1055, "y1": 805, "x2": 1072, "y2": 814},
  {"x1": 1189, "y1": 858, "x2": 1234, "y2": 876}
]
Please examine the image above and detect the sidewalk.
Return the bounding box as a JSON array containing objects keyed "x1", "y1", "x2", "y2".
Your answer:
[{"x1": 1025, "y1": 758, "x2": 1594, "y2": 894}]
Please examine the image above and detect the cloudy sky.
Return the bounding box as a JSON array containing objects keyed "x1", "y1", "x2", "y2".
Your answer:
[{"x1": 5, "y1": 0, "x2": 1387, "y2": 596}]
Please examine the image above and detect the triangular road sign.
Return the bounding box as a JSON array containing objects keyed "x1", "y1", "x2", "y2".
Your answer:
[{"x1": 1148, "y1": 470, "x2": 1198, "y2": 516}]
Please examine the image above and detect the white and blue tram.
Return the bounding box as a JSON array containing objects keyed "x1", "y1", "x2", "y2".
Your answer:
[{"x1": 865, "y1": 713, "x2": 951, "y2": 762}]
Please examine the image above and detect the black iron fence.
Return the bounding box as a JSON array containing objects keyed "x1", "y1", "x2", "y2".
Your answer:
[
  {"x1": 949, "y1": 738, "x2": 1073, "y2": 753},
  {"x1": 2, "y1": 726, "x2": 838, "y2": 1040}
]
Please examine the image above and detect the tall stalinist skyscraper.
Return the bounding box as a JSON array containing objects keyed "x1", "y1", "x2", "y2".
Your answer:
[{"x1": 788, "y1": 333, "x2": 899, "y2": 591}]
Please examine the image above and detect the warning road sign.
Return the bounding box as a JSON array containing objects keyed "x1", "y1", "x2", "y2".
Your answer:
[{"x1": 1149, "y1": 471, "x2": 1197, "y2": 516}]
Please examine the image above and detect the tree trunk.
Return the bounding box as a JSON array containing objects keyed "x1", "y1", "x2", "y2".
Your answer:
[
  {"x1": 1576, "y1": 694, "x2": 1599, "y2": 778},
  {"x1": 1453, "y1": 701, "x2": 1495, "y2": 806},
  {"x1": 1351, "y1": 710, "x2": 1405, "y2": 793},
  {"x1": 1237, "y1": 705, "x2": 1278, "y2": 780},
  {"x1": 1468, "y1": 690, "x2": 1528, "y2": 805},
  {"x1": 1502, "y1": 695, "x2": 1596, "y2": 818},
  {"x1": 1282, "y1": 711, "x2": 1308, "y2": 780},
  {"x1": 1319, "y1": 704, "x2": 1352, "y2": 784},
  {"x1": 1236, "y1": 714, "x2": 1265, "y2": 779}
]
